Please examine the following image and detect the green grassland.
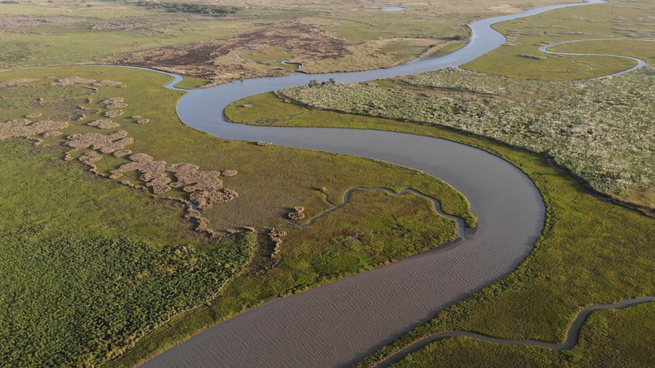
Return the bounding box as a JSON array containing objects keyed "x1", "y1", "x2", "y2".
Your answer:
[
  {"x1": 0, "y1": 0, "x2": 574, "y2": 84},
  {"x1": 464, "y1": 1, "x2": 655, "y2": 79},
  {"x1": 0, "y1": 66, "x2": 474, "y2": 367},
  {"x1": 0, "y1": 135, "x2": 256, "y2": 366},
  {"x1": 550, "y1": 39, "x2": 655, "y2": 64},
  {"x1": 392, "y1": 302, "x2": 655, "y2": 368},
  {"x1": 225, "y1": 88, "x2": 655, "y2": 368},
  {"x1": 0, "y1": 0, "x2": 271, "y2": 67}
]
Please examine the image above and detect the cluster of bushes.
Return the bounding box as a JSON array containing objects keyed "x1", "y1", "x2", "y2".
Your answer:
[
  {"x1": 281, "y1": 67, "x2": 655, "y2": 202},
  {"x1": 133, "y1": 0, "x2": 239, "y2": 15}
]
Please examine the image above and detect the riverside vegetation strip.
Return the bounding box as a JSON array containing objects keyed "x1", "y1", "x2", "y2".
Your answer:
[
  {"x1": 279, "y1": 66, "x2": 655, "y2": 211},
  {"x1": 0, "y1": 66, "x2": 471, "y2": 367},
  {"x1": 277, "y1": 0, "x2": 655, "y2": 211},
  {"x1": 225, "y1": 67, "x2": 655, "y2": 368}
]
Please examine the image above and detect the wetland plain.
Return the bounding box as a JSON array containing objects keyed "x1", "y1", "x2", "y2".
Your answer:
[{"x1": 0, "y1": 0, "x2": 654, "y2": 367}]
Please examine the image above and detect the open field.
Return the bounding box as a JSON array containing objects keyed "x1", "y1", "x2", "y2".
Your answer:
[
  {"x1": 0, "y1": 66, "x2": 472, "y2": 367},
  {"x1": 1, "y1": 0, "x2": 573, "y2": 85},
  {"x1": 225, "y1": 87, "x2": 655, "y2": 368},
  {"x1": 464, "y1": 1, "x2": 655, "y2": 79},
  {"x1": 392, "y1": 301, "x2": 655, "y2": 368}
]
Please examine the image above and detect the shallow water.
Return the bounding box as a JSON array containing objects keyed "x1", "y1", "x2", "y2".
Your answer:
[{"x1": 140, "y1": 1, "x2": 604, "y2": 367}]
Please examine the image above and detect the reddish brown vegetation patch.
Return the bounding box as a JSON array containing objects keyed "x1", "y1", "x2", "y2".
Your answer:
[
  {"x1": 66, "y1": 130, "x2": 134, "y2": 154},
  {"x1": 116, "y1": 22, "x2": 357, "y2": 83},
  {"x1": 42, "y1": 131, "x2": 63, "y2": 137},
  {"x1": 104, "y1": 109, "x2": 124, "y2": 118},
  {"x1": 88, "y1": 119, "x2": 119, "y2": 130},
  {"x1": 93, "y1": 80, "x2": 123, "y2": 87},
  {"x1": 189, "y1": 188, "x2": 239, "y2": 210},
  {"x1": 113, "y1": 150, "x2": 132, "y2": 157},
  {"x1": 0, "y1": 78, "x2": 38, "y2": 87},
  {"x1": 0, "y1": 119, "x2": 69, "y2": 140},
  {"x1": 288, "y1": 206, "x2": 306, "y2": 221},
  {"x1": 101, "y1": 97, "x2": 129, "y2": 109},
  {"x1": 109, "y1": 154, "x2": 238, "y2": 209},
  {"x1": 51, "y1": 77, "x2": 96, "y2": 86},
  {"x1": 268, "y1": 227, "x2": 287, "y2": 257}
]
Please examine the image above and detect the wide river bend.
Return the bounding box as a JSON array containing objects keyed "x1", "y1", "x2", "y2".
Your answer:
[{"x1": 141, "y1": 1, "x2": 605, "y2": 367}]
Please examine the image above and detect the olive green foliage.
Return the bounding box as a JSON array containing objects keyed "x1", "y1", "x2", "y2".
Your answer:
[
  {"x1": 392, "y1": 302, "x2": 655, "y2": 368},
  {"x1": 224, "y1": 91, "x2": 655, "y2": 368},
  {"x1": 133, "y1": 1, "x2": 239, "y2": 15}
]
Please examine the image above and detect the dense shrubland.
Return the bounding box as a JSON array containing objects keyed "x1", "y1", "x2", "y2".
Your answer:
[
  {"x1": 132, "y1": 1, "x2": 239, "y2": 15},
  {"x1": 281, "y1": 67, "x2": 655, "y2": 208}
]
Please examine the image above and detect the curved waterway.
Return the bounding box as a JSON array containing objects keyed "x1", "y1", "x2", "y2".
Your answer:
[
  {"x1": 373, "y1": 296, "x2": 655, "y2": 368},
  {"x1": 540, "y1": 39, "x2": 649, "y2": 77},
  {"x1": 141, "y1": 1, "x2": 607, "y2": 367}
]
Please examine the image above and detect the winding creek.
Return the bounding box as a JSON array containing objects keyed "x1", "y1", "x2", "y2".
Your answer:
[
  {"x1": 540, "y1": 38, "x2": 649, "y2": 76},
  {"x1": 135, "y1": 0, "x2": 653, "y2": 367}
]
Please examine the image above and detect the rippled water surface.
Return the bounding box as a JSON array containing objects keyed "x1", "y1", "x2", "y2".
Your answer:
[{"x1": 141, "y1": 2, "x2": 603, "y2": 367}]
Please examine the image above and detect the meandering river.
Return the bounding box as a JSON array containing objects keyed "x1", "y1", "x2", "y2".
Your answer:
[{"x1": 141, "y1": 1, "x2": 608, "y2": 367}]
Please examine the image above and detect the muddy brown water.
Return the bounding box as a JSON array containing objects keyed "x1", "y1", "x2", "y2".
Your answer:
[{"x1": 140, "y1": 1, "x2": 607, "y2": 367}]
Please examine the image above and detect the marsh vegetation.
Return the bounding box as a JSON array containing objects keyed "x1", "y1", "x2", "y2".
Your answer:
[
  {"x1": 280, "y1": 66, "x2": 655, "y2": 211},
  {"x1": 0, "y1": 66, "x2": 471, "y2": 367}
]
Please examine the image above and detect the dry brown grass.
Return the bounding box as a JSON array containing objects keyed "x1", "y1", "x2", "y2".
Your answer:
[
  {"x1": 88, "y1": 119, "x2": 119, "y2": 130},
  {"x1": 66, "y1": 130, "x2": 134, "y2": 154},
  {"x1": 52, "y1": 77, "x2": 96, "y2": 86},
  {"x1": 104, "y1": 109, "x2": 124, "y2": 118},
  {"x1": 288, "y1": 206, "x2": 306, "y2": 221},
  {"x1": 93, "y1": 80, "x2": 123, "y2": 87},
  {"x1": 0, "y1": 78, "x2": 38, "y2": 87},
  {"x1": 0, "y1": 119, "x2": 68, "y2": 140}
]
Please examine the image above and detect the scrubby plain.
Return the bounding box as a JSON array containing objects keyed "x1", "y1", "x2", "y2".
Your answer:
[
  {"x1": 1, "y1": 0, "x2": 567, "y2": 86},
  {"x1": 279, "y1": 66, "x2": 655, "y2": 210},
  {"x1": 0, "y1": 67, "x2": 471, "y2": 367}
]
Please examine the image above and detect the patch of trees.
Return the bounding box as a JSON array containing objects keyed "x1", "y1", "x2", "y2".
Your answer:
[
  {"x1": 133, "y1": 0, "x2": 239, "y2": 15},
  {"x1": 308, "y1": 78, "x2": 336, "y2": 87}
]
